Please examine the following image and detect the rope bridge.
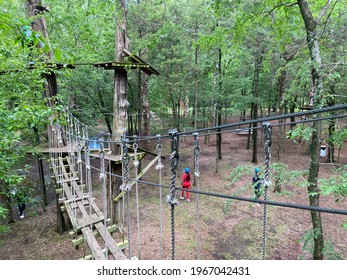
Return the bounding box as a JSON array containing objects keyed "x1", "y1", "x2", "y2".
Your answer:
[
  {"x1": 50, "y1": 155, "x2": 127, "y2": 260},
  {"x1": 43, "y1": 105, "x2": 347, "y2": 260}
]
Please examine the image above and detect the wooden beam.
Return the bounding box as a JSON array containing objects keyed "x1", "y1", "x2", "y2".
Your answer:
[
  {"x1": 94, "y1": 222, "x2": 127, "y2": 260},
  {"x1": 114, "y1": 156, "x2": 159, "y2": 203},
  {"x1": 81, "y1": 226, "x2": 105, "y2": 260},
  {"x1": 79, "y1": 241, "x2": 128, "y2": 260},
  {"x1": 72, "y1": 224, "x2": 117, "y2": 247}
]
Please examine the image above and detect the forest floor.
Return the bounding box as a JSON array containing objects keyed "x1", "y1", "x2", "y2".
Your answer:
[{"x1": 0, "y1": 116, "x2": 347, "y2": 260}]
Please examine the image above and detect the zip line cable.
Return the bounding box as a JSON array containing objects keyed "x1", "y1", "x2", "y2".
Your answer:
[
  {"x1": 61, "y1": 104, "x2": 347, "y2": 144},
  {"x1": 72, "y1": 156, "x2": 347, "y2": 217}
]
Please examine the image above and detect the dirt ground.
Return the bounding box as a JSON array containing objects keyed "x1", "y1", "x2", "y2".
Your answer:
[{"x1": 1, "y1": 117, "x2": 347, "y2": 260}]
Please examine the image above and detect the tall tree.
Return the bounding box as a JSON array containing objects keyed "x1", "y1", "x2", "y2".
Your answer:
[{"x1": 296, "y1": 0, "x2": 332, "y2": 260}]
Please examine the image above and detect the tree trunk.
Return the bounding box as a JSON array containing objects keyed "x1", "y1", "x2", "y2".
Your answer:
[
  {"x1": 137, "y1": 69, "x2": 142, "y2": 136},
  {"x1": 290, "y1": 96, "x2": 297, "y2": 130},
  {"x1": 111, "y1": 0, "x2": 129, "y2": 227},
  {"x1": 297, "y1": 0, "x2": 327, "y2": 260},
  {"x1": 251, "y1": 51, "x2": 263, "y2": 163},
  {"x1": 216, "y1": 48, "x2": 222, "y2": 161},
  {"x1": 96, "y1": 89, "x2": 112, "y2": 134},
  {"x1": 326, "y1": 85, "x2": 336, "y2": 163},
  {"x1": 194, "y1": 46, "x2": 199, "y2": 130},
  {"x1": 143, "y1": 75, "x2": 150, "y2": 149},
  {"x1": 276, "y1": 69, "x2": 286, "y2": 161}
]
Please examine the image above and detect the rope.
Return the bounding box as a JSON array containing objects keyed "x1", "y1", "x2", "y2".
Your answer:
[
  {"x1": 120, "y1": 137, "x2": 131, "y2": 259},
  {"x1": 106, "y1": 134, "x2": 113, "y2": 223},
  {"x1": 262, "y1": 122, "x2": 272, "y2": 260},
  {"x1": 155, "y1": 135, "x2": 164, "y2": 259},
  {"x1": 99, "y1": 135, "x2": 108, "y2": 260},
  {"x1": 61, "y1": 103, "x2": 347, "y2": 144},
  {"x1": 193, "y1": 132, "x2": 201, "y2": 260},
  {"x1": 133, "y1": 136, "x2": 141, "y2": 259},
  {"x1": 165, "y1": 129, "x2": 180, "y2": 260},
  {"x1": 84, "y1": 130, "x2": 93, "y2": 258}
]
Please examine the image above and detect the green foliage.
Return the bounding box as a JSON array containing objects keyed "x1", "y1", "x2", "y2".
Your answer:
[
  {"x1": 0, "y1": 206, "x2": 10, "y2": 233},
  {"x1": 229, "y1": 164, "x2": 255, "y2": 186},
  {"x1": 298, "y1": 229, "x2": 342, "y2": 260},
  {"x1": 319, "y1": 165, "x2": 347, "y2": 201},
  {"x1": 287, "y1": 124, "x2": 314, "y2": 143},
  {"x1": 0, "y1": 3, "x2": 53, "y2": 202}
]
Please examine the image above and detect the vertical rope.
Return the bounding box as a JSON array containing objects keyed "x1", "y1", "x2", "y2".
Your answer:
[
  {"x1": 133, "y1": 135, "x2": 141, "y2": 259},
  {"x1": 155, "y1": 135, "x2": 164, "y2": 259},
  {"x1": 166, "y1": 129, "x2": 180, "y2": 260},
  {"x1": 76, "y1": 121, "x2": 83, "y2": 185},
  {"x1": 193, "y1": 132, "x2": 201, "y2": 260},
  {"x1": 106, "y1": 134, "x2": 113, "y2": 223},
  {"x1": 99, "y1": 135, "x2": 108, "y2": 259},
  {"x1": 120, "y1": 137, "x2": 131, "y2": 259},
  {"x1": 84, "y1": 130, "x2": 92, "y2": 258},
  {"x1": 262, "y1": 122, "x2": 272, "y2": 260}
]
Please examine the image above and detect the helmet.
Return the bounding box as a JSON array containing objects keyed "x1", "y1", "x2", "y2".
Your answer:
[
  {"x1": 255, "y1": 167, "x2": 260, "y2": 173},
  {"x1": 184, "y1": 168, "x2": 190, "y2": 173}
]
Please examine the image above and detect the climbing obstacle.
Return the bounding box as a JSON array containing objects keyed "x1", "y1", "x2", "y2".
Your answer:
[{"x1": 50, "y1": 155, "x2": 126, "y2": 260}]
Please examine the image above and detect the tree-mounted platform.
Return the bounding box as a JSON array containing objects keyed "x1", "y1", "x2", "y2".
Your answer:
[{"x1": 93, "y1": 49, "x2": 159, "y2": 76}]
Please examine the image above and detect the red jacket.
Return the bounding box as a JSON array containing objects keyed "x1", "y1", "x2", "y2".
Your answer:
[{"x1": 182, "y1": 173, "x2": 191, "y2": 188}]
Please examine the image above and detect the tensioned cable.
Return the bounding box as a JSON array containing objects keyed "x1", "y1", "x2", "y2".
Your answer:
[
  {"x1": 175, "y1": 104, "x2": 347, "y2": 136},
  {"x1": 73, "y1": 156, "x2": 347, "y2": 216},
  {"x1": 62, "y1": 111, "x2": 347, "y2": 146},
  {"x1": 190, "y1": 113, "x2": 347, "y2": 138},
  {"x1": 62, "y1": 104, "x2": 347, "y2": 144},
  {"x1": 124, "y1": 104, "x2": 347, "y2": 142}
]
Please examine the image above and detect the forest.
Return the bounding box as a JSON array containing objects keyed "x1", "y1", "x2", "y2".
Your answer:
[{"x1": 1, "y1": 0, "x2": 347, "y2": 261}]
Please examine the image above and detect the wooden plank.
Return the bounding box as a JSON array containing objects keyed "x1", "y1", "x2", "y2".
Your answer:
[
  {"x1": 62, "y1": 182, "x2": 74, "y2": 201},
  {"x1": 65, "y1": 157, "x2": 81, "y2": 181},
  {"x1": 114, "y1": 156, "x2": 159, "y2": 203},
  {"x1": 64, "y1": 203, "x2": 78, "y2": 229},
  {"x1": 81, "y1": 226, "x2": 105, "y2": 260},
  {"x1": 80, "y1": 240, "x2": 128, "y2": 260},
  {"x1": 76, "y1": 215, "x2": 105, "y2": 230},
  {"x1": 59, "y1": 194, "x2": 90, "y2": 204},
  {"x1": 57, "y1": 177, "x2": 79, "y2": 184},
  {"x1": 89, "y1": 198, "x2": 104, "y2": 218},
  {"x1": 95, "y1": 222, "x2": 127, "y2": 260},
  {"x1": 72, "y1": 225, "x2": 117, "y2": 247}
]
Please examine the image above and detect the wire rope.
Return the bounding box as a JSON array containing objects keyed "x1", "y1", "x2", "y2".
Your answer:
[
  {"x1": 155, "y1": 135, "x2": 164, "y2": 259},
  {"x1": 133, "y1": 136, "x2": 141, "y2": 259},
  {"x1": 193, "y1": 132, "x2": 201, "y2": 260},
  {"x1": 262, "y1": 122, "x2": 272, "y2": 260}
]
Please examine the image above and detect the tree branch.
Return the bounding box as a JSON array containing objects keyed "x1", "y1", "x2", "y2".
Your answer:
[
  {"x1": 320, "y1": 0, "x2": 339, "y2": 38},
  {"x1": 317, "y1": 0, "x2": 334, "y2": 23},
  {"x1": 267, "y1": 2, "x2": 297, "y2": 15}
]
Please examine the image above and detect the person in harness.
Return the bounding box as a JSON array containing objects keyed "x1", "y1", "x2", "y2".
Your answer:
[
  {"x1": 252, "y1": 167, "x2": 263, "y2": 201},
  {"x1": 180, "y1": 167, "x2": 191, "y2": 202}
]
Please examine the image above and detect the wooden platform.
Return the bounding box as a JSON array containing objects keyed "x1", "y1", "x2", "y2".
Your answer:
[
  {"x1": 31, "y1": 141, "x2": 87, "y2": 154},
  {"x1": 50, "y1": 155, "x2": 127, "y2": 260}
]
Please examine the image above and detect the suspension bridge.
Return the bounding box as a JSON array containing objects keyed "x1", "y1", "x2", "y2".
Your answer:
[{"x1": 45, "y1": 104, "x2": 347, "y2": 260}]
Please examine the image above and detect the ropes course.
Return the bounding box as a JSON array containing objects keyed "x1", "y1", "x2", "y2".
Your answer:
[{"x1": 44, "y1": 104, "x2": 347, "y2": 260}]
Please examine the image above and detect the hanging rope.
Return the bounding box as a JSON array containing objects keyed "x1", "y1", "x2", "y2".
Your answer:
[
  {"x1": 99, "y1": 135, "x2": 108, "y2": 260},
  {"x1": 165, "y1": 129, "x2": 180, "y2": 260},
  {"x1": 193, "y1": 132, "x2": 201, "y2": 260},
  {"x1": 262, "y1": 122, "x2": 272, "y2": 260},
  {"x1": 84, "y1": 129, "x2": 92, "y2": 258},
  {"x1": 106, "y1": 133, "x2": 113, "y2": 223},
  {"x1": 133, "y1": 135, "x2": 141, "y2": 259},
  {"x1": 120, "y1": 137, "x2": 131, "y2": 259},
  {"x1": 155, "y1": 135, "x2": 164, "y2": 259}
]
